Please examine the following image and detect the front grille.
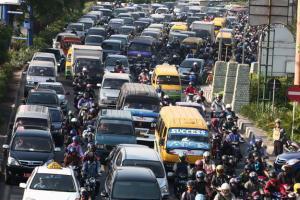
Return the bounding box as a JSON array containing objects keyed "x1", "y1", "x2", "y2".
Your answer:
[
  {"x1": 19, "y1": 160, "x2": 43, "y2": 167},
  {"x1": 275, "y1": 157, "x2": 286, "y2": 165}
]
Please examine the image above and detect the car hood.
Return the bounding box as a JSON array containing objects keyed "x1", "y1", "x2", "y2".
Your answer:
[
  {"x1": 123, "y1": 108, "x2": 159, "y2": 118},
  {"x1": 277, "y1": 152, "x2": 300, "y2": 161},
  {"x1": 27, "y1": 75, "x2": 56, "y2": 83},
  {"x1": 96, "y1": 134, "x2": 136, "y2": 145},
  {"x1": 51, "y1": 122, "x2": 62, "y2": 130},
  {"x1": 23, "y1": 190, "x2": 78, "y2": 200},
  {"x1": 100, "y1": 89, "x2": 120, "y2": 98},
  {"x1": 11, "y1": 151, "x2": 53, "y2": 162}
]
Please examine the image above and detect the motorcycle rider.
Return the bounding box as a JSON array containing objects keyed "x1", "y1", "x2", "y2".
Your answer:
[
  {"x1": 214, "y1": 183, "x2": 236, "y2": 200},
  {"x1": 114, "y1": 60, "x2": 125, "y2": 73},
  {"x1": 194, "y1": 171, "x2": 209, "y2": 196},
  {"x1": 222, "y1": 115, "x2": 235, "y2": 131},
  {"x1": 174, "y1": 154, "x2": 190, "y2": 194},
  {"x1": 224, "y1": 104, "x2": 236, "y2": 119},
  {"x1": 85, "y1": 84, "x2": 95, "y2": 99},
  {"x1": 156, "y1": 85, "x2": 165, "y2": 100},
  {"x1": 190, "y1": 160, "x2": 205, "y2": 178},
  {"x1": 264, "y1": 171, "x2": 286, "y2": 197},
  {"x1": 277, "y1": 164, "x2": 294, "y2": 186},
  {"x1": 64, "y1": 146, "x2": 81, "y2": 167},
  {"x1": 249, "y1": 138, "x2": 267, "y2": 158},
  {"x1": 202, "y1": 151, "x2": 216, "y2": 180},
  {"x1": 181, "y1": 180, "x2": 197, "y2": 200},
  {"x1": 211, "y1": 165, "x2": 228, "y2": 190},
  {"x1": 161, "y1": 95, "x2": 171, "y2": 106},
  {"x1": 184, "y1": 82, "x2": 197, "y2": 95},
  {"x1": 244, "y1": 172, "x2": 260, "y2": 195},
  {"x1": 138, "y1": 69, "x2": 149, "y2": 84},
  {"x1": 239, "y1": 164, "x2": 252, "y2": 185},
  {"x1": 67, "y1": 136, "x2": 84, "y2": 157},
  {"x1": 211, "y1": 94, "x2": 225, "y2": 112},
  {"x1": 77, "y1": 92, "x2": 92, "y2": 110}
]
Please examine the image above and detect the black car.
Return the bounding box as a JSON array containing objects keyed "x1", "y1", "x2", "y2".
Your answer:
[
  {"x1": 48, "y1": 107, "x2": 65, "y2": 146},
  {"x1": 40, "y1": 48, "x2": 66, "y2": 72},
  {"x1": 2, "y1": 128, "x2": 60, "y2": 184},
  {"x1": 102, "y1": 166, "x2": 162, "y2": 200},
  {"x1": 26, "y1": 89, "x2": 61, "y2": 108}
]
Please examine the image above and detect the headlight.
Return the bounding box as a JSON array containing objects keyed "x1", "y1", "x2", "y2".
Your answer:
[
  {"x1": 161, "y1": 185, "x2": 168, "y2": 194},
  {"x1": 7, "y1": 156, "x2": 20, "y2": 166},
  {"x1": 151, "y1": 122, "x2": 156, "y2": 128}
]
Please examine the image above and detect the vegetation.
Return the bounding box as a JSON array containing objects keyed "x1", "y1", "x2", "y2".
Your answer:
[{"x1": 0, "y1": 24, "x2": 12, "y2": 64}]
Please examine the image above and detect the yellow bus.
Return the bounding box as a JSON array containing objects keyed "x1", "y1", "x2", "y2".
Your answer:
[{"x1": 154, "y1": 106, "x2": 210, "y2": 169}]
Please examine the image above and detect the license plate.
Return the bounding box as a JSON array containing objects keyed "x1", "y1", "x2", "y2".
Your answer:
[{"x1": 24, "y1": 173, "x2": 31, "y2": 178}]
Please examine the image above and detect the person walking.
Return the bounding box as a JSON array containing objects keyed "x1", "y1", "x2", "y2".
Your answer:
[{"x1": 273, "y1": 119, "x2": 286, "y2": 156}]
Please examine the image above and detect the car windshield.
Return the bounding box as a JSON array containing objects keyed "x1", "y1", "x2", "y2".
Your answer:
[
  {"x1": 33, "y1": 57, "x2": 55, "y2": 64},
  {"x1": 38, "y1": 84, "x2": 64, "y2": 95},
  {"x1": 85, "y1": 36, "x2": 103, "y2": 44},
  {"x1": 142, "y1": 32, "x2": 159, "y2": 39},
  {"x1": 67, "y1": 24, "x2": 83, "y2": 31},
  {"x1": 16, "y1": 117, "x2": 48, "y2": 128},
  {"x1": 102, "y1": 42, "x2": 121, "y2": 51},
  {"x1": 109, "y1": 22, "x2": 123, "y2": 29},
  {"x1": 27, "y1": 93, "x2": 59, "y2": 105},
  {"x1": 49, "y1": 109, "x2": 62, "y2": 123},
  {"x1": 75, "y1": 59, "x2": 101, "y2": 74},
  {"x1": 105, "y1": 57, "x2": 128, "y2": 67},
  {"x1": 124, "y1": 97, "x2": 159, "y2": 112},
  {"x1": 128, "y1": 42, "x2": 152, "y2": 52},
  {"x1": 30, "y1": 173, "x2": 76, "y2": 192},
  {"x1": 102, "y1": 78, "x2": 128, "y2": 89},
  {"x1": 123, "y1": 160, "x2": 165, "y2": 178},
  {"x1": 110, "y1": 37, "x2": 127, "y2": 45},
  {"x1": 41, "y1": 49, "x2": 60, "y2": 61},
  {"x1": 119, "y1": 27, "x2": 134, "y2": 35},
  {"x1": 180, "y1": 60, "x2": 203, "y2": 68},
  {"x1": 28, "y1": 66, "x2": 55, "y2": 77},
  {"x1": 112, "y1": 181, "x2": 160, "y2": 200},
  {"x1": 81, "y1": 22, "x2": 93, "y2": 30},
  {"x1": 97, "y1": 119, "x2": 133, "y2": 135},
  {"x1": 157, "y1": 75, "x2": 180, "y2": 85},
  {"x1": 12, "y1": 136, "x2": 52, "y2": 152},
  {"x1": 167, "y1": 128, "x2": 209, "y2": 146},
  {"x1": 88, "y1": 29, "x2": 106, "y2": 37}
]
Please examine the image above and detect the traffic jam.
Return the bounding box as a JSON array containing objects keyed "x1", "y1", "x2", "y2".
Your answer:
[{"x1": 3, "y1": 0, "x2": 299, "y2": 200}]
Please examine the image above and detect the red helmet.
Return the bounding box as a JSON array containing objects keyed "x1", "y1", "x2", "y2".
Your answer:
[{"x1": 195, "y1": 160, "x2": 203, "y2": 169}]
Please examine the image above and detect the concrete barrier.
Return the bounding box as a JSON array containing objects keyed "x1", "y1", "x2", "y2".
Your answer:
[
  {"x1": 223, "y1": 62, "x2": 238, "y2": 104},
  {"x1": 211, "y1": 61, "x2": 227, "y2": 97}
]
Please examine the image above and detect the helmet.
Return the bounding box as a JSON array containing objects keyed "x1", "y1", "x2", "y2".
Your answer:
[
  {"x1": 71, "y1": 118, "x2": 78, "y2": 123},
  {"x1": 187, "y1": 180, "x2": 194, "y2": 188},
  {"x1": 249, "y1": 171, "x2": 257, "y2": 181},
  {"x1": 87, "y1": 143, "x2": 95, "y2": 151},
  {"x1": 217, "y1": 93, "x2": 223, "y2": 98},
  {"x1": 294, "y1": 183, "x2": 300, "y2": 192},
  {"x1": 220, "y1": 183, "x2": 230, "y2": 190},
  {"x1": 216, "y1": 165, "x2": 224, "y2": 173},
  {"x1": 231, "y1": 126, "x2": 238, "y2": 132},
  {"x1": 82, "y1": 67, "x2": 88, "y2": 72},
  {"x1": 281, "y1": 164, "x2": 291, "y2": 172},
  {"x1": 229, "y1": 178, "x2": 238, "y2": 184},
  {"x1": 195, "y1": 160, "x2": 203, "y2": 167},
  {"x1": 70, "y1": 129, "x2": 77, "y2": 136},
  {"x1": 269, "y1": 171, "x2": 277, "y2": 179},
  {"x1": 163, "y1": 95, "x2": 169, "y2": 100},
  {"x1": 69, "y1": 146, "x2": 77, "y2": 153},
  {"x1": 255, "y1": 138, "x2": 263, "y2": 144},
  {"x1": 275, "y1": 118, "x2": 281, "y2": 123},
  {"x1": 68, "y1": 110, "x2": 73, "y2": 116},
  {"x1": 195, "y1": 194, "x2": 206, "y2": 200},
  {"x1": 189, "y1": 82, "x2": 193, "y2": 85},
  {"x1": 179, "y1": 153, "x2": 186, "y2": 162},
  {"x1": 196, "y1": 171, "x2": 205, "y2": 179},
  {"x1": 226, "y1": 115, "x2": 233, "y2": 120},
  {"x1": 222, "y1": 155, "x2": 228, "y2": 161},
  {"x1": 72, "y1": 136, "x2": 80, "y2": 143},
  {"x1": 193, "y1": 62, "x2": 198, "y2": 66},
  {"x1": 226, "y1": 104, "x2": 232, "y2": 109},
  {"x1": 203, "y1": 151, "x2": 210, "y2": 157}
]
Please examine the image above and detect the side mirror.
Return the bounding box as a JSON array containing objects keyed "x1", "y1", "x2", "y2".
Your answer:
[
  {"x1": 19, "y1": 183, "x2": 27, "y2": 189},
  {"x1": 2, "y1": 144, "x2": 9, "y2": 149},
  {"x1": 101, "y1": 191, "x2": 109, "y2": 197},
  {"x1": 54, "y1": 147, "x2": 61, "y2": 152}
]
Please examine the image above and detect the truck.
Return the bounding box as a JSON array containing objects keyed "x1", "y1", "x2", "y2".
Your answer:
[
  {"x1": 190, "y1": 21, "x2": 215, "y2": 42},
  {"x1": 65, "y1": 45, "x2": 103, "y2": 78}
]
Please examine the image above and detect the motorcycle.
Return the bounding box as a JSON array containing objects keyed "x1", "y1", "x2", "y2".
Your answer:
[
  {"x1": 82, "y1": 177, "x2": 97, "y2": 200},
  {"x1": 174, "y1": 173, "x2": 188, "y2": 199}
]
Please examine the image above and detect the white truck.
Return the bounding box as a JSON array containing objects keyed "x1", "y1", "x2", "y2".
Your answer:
[{"x1": 190, "y1": 21, "x2": 215, "y2": 42}]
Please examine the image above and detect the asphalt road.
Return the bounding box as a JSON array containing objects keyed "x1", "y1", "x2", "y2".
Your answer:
[{"x1": 0, "y1": 72, "x2": 250, "y2": 200}]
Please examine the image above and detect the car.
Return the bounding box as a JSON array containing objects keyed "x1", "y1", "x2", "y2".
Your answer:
[
  {"x1": 19, "y1": 162, "x2": 80, "y2": 200},
  {"x1": 102, "y1": 39, "x2": 124, "y2": 60},
  {"x1": 104, "y1": 54, "x2": 130, "y2": 73},
  {"x1": 108, "y1": 146, "x2": 169, "y2": 198},
  {"x1": 66, "y1": 22, "x2": 85, "y2": 39},
  {"x1": 87, "y1": 27, "x2": 107, "y2": 38},
  {"x1": 48, "y1": 107, "x2": 64, "y2": 146},
  {"x1": 40, "y1": 48, "x2": 65, "y2": 72},
  {"x1": 26, "y1": 89, "x2": 60, "y2": 109},
  {"x1": 31, "y1": 52, "x2": 58, "y2": 73},
  {"x1": 118, "y1": 25, "x2": 136, "y2": 36},
  {"x1": 85, "y1": 35, "x2": 104, "y2": 46},
  {"x1": 108, "y1": 18, "x2": 125, "y2": 32},
  {"x1": 98, "y1": 72, "x2": 130, "y2": 108},
  {"x1": 78, "y1": 18, "x2": 95, "y2": 30},
  {"x1": 274, "y1": 152, "x2": 300, "y2": 172},
  {"x1": 179, "y1": 58, "x2": 204, "y2": 83},
  {"x1": 24, "y1": 61, "x2": 56, "y2": 97},
  {"x1": 109, "y1": 34, "x2": 129, "y2": 48},
  {"x1": 36, "y1": 82, "x2": 69, "y2": 113},
  {"x1": 2, "y1": 128, "x2": 61, "y2": 183},
  {"x1": 102, "y1": 166, "x2": 162, "y2": 200}
]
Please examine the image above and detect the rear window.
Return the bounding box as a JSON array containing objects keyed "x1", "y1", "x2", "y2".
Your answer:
[
  {"x1": 16, "y1": 117, "x2": 48, "y2": 128},
  {"x1": 123, "y1": 160, "x2": 165, "y2": 178},
  {"x1": 97, "y1": 119, "x2": 133, "y2": 135},
  {"x1": 27, "y1": 93, "x2": 59, "y2": 106},
  {"x1": 157, "y1": 75, "x2": 180, "y2": 85}
]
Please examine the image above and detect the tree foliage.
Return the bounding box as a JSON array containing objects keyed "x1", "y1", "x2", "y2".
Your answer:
[{"x1": 0, "y1": 23, "x2": 12, "y2": 64}]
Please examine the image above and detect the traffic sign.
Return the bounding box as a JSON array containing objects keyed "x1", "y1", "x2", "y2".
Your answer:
[{"x1": 287, "y1": 86, "x2": 300, "y2": 102}]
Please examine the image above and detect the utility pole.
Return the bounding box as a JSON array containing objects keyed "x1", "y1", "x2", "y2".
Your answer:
[
  {"x1": 26, "y1": 4, "x2": 33, "y2": 46},
  {"x1": 295, "y1": 0, "x2": 300, "y2": 85}
]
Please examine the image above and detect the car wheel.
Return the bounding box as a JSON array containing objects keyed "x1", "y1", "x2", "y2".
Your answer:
[{"x1": 4, "y1": 167, "x2": 12, "y2": 184}]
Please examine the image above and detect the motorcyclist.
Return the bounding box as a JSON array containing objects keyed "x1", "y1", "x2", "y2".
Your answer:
[
  {"x1": 244, "y1": 172, "x2": 260, "y2": 195},
  {"x1": 294, "y1": 183, "x2": 300, "y2": 198},
  {"x1": 85, "y1": 84, "x2": 95, "y2": 99},
  {"x1": 77, "y1": 92, "x2": 92, "y2": 110},
  {"x1": 202, "y1": 151, "x2": 216, "y2": 179},
  {"x1": 161, "y1": 95, "x2": 171, "y2": 106},
  {"x1": 67, "y1": 136, "x2": 84, "y2": 157},
  {"x1": 229, "y1": 178, "x2": 243, "y2": 198},
  {"x1": 277, "y1": 164, "x2": 294, "y2": 186},
  {"x1": 190, "y1": 160, "x2": 205, "y2": 178},
  {"x1": 224, "y1": 104, "x2": 236, "y2": 119},
  {"x1": 222, "y1": 115, "x2": 235, "y2": 131},
  {"x1": 239, "y1": 164, "x2": 252, "y2": 185},
  {"x1": 191, "y1": 62, "x2": 200, "y2": 73},
  {"x1": 64, "y1": 146, "x2": 81, "y2": 167},
  {"x1": 174, "y1": 154, "x2": 190, "y2": 195},
  {"x1": 184, "y1": 82, "x2": 197, "y2": 95},
  {"x1": 225, "y1": 126, "x2": 240, "y2": 144},
  {"x1": 189, "y1": 72, "x2": 197, "y2": 85},
  {"x1": 114, "y1": 60, "x2": 125, "y2": 73},
  {"x1": 214, "y1": 183, "x2": 236, "y2": 200},
  {"x1": 194, "y1": 171, "x2": 209, "y2": 196},
  {"x1": 253, "y1": 154, "x2": 268, "y2": 177},
  {"x1": 181, "y1": 180, "x2": 197, "y2": 200},
  {"x1": 249, "y1": 138, "x2": 267, "y2": 158},
  {"x1": 264, "y1": 171, "x2": 286, "y2": 197},
  {"x1": 211, "y1": 165, "x2": 228, "y2": 190},
  {"x1": 83, "y1": 143, "x2": 99, "y2": 162},
  {"x1": 211, "y1": 94, "x2": 225, "y2": 112},
  {"x1": 138, "y1": 69, "x2": 149, "y2": 84}
]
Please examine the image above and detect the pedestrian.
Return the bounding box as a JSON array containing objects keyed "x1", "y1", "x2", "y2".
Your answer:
[{"x1": 273, "y1": 119, "x2": 286, "y2": 156}]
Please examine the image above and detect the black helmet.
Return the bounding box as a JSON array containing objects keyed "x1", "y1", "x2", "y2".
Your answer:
[
  {"x1": 187, "y1": 180, "x2": 194, "y2": 188},
  {"x1": 231, "y1": 126, "x2": 238, "y2": 132},
  {"x1": 269, "y1": 171, "x2": 277, "y2": 179},
  {"x1": 244, "y1": 164, "x2": 251, "y2": 171}
]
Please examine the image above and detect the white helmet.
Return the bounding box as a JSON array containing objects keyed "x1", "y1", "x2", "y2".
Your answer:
[
  {"x1": 71, "y1": 118, "x2": 78, "y2": 123},
  {"x1": 221, "y1": 183, "x2": 230, "y2": 190},
  {"x1": 226, "y1": 104, "x2": 232, "y2": 109},
  {"x1": 203, "y1": 151, "x2": 210, "y2": 157},
  {"x1": 226, "y1": 115, "x2": 233, "y2": 120}
]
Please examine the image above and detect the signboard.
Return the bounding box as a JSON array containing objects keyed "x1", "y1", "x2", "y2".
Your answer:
[
  {"x1": 0, "y1": 0, "x2": 21, "y2": 5},
  {"x1": 249, "y1": 0, "x2": 293, "y2": 26},
  {"x1": 287, "y1": 86, "x2": 300, "y2": 102}
]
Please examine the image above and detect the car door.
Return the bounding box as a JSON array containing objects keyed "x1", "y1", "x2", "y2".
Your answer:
[{"x1": 112, "y1": 150, "x2": 123, "y2": 171}]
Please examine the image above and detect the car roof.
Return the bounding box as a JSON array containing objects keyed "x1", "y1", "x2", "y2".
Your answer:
[
  {"x1": 106, "y1": 54, "x2": 127, "y2": 59},
  {"x1": 33, "y1": 52, "x2": 56, "y2": 58},
  {"x1": 15, "y1": 128, "x2": 51, "y2": 137},
  {"x1": 89, "y1": 27, "x2": 105, "y2": 30},
  {"x1": 110, "y1": 34, "x2": 128, "y2": 38},
  {"x1": 30, "y1": 89, "x2": 57, "y2": 95},
  {"x1": 16, "y1": 105, "x2": 49, "y2": 119},
  {"x1": 103, "y1": 72, "x2": 130, "y2": 80},
  {"x1": 29, "y1": 61, "x2": 55, "y2": 68},
  {"x1": 121, "y1": 83, "x2": 158, "y2": 98},
  {"x1": 99, "y1": 109, "x2": 132, "y2": 120},
  {"x1": 116, "y1": 144, "x2": 149, "y2": 149},
  {"x1": 69, "y1": 22, "x2": 84, "y2": 26},
  {"x1": 38, "y1": 82, "x2": 63, "y2": 87},
  {"x1": 103, "y1": 39, "x2": 122, "y2": 44},
  {"x1": 115, "y1": 166, "x2": 157, "y2": 182},
  {"x1": 154, "y1": 64, "x2": 179, "y2": 76},
  {"x1": 123, "y1": 146, "x2": 160, "y2": 161},
  {"x1": 131, "y1": 36, "x2": 156, "y2": 45}
]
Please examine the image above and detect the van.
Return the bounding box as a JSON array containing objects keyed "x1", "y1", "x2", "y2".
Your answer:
[
  {"x1": 154, "y1": 106, "x2": 210, "y2": 169},
  {"x1": 116, "y1": 83, "x2": 160, "y2": 147},
  {"x1": 31, "y1": 52, "x2": 58, "y2": 74},
  {"x1": 95, "y1": 109, "x2": 136, "y2": 160},
  {"x1": 213, "y1": 17, "x2": 226, "y2": 35},
  {"x1": 13, "y1": 105, "x2": 51, "y2": 132},
  {"x1": 151, "y1": 64, "x2": 181, "y2": 102}
]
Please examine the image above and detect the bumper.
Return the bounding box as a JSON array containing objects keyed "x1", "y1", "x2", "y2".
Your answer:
[{"x1": 6, "y1": 165, "x2": 35, "y2": 179}]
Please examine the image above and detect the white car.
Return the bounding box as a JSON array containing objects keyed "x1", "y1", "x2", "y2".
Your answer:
[{"x1": 20, "y1": 162, "x2": 80, "y2": 200}]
